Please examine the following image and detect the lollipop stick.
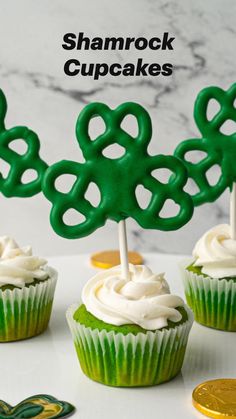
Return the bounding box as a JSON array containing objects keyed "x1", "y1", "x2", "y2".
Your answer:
[
  {"x1": 118, "y1": 220, "x2": 130, "y2": 280},
  {"x1": 230, "y1": 183, "x2": 236, "y2": 239}
]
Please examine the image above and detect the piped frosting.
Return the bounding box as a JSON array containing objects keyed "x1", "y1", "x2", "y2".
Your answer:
[
  {"x1": 0, "y1": 236, "x2": 48, "y2": 288},
  {"x1": 82, "y1": 264, "x2": 184, "y2": 330},
  {"x1": 193, "y1": 224, "x2": 236, "y2": 278}
]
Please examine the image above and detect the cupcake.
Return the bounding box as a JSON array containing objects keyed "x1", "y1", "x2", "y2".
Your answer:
[
  {"x1": 181, "y1": 224, "x2": 236, "y2": 331},
  {"x1": 0, "y1": 236, "x2": 57, "y2": 342},
  {"x1": 66, "y1": 264, "x2": 193, "y2": 387}
]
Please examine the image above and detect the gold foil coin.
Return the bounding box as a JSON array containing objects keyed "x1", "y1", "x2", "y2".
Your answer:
[
  {"x1": 192, "y1": 379, "x2": 236, "y2": 419},
  {"x1": 90, "y1": 250, "x2": 143, "y2": 269}
]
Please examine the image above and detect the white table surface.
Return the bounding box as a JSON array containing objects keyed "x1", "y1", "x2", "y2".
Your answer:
[{"x1": 0, "y1": 253, "x2": 235, "y2": 419}]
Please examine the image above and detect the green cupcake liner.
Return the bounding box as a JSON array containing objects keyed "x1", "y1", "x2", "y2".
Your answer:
[
  {"x1": 66, "y1": 304, "x2": 193, "y2": 387},
  {"x1": 0, "y1": 267, "x2": 57, "y2": 342},
  {"x1": 180, "y1": 260, "x2": 236, "y2": 331}
]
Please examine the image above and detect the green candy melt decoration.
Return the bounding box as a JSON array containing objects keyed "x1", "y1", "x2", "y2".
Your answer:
[
  {"x1": 175, "y1": 83, "x2": 236, "y2": 205},
  {"x1": 0, "y1": 89, "x2": 47, "y2": 197},
  {"x1": 42, "y1": 102, "x2": 193, "y2": 239},
  {"x1": 0, "y1": 394, "x2": 75, "y2": 418}
]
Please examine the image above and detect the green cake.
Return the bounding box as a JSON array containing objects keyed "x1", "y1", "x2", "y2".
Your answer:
[{"x1": 74, "y1": 303, "x2": 189, "y2": 335}]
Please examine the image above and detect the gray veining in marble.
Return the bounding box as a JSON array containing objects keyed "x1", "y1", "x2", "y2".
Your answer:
[{"x1": 0, "y1": 0, "x2": 235, "y2": 256}]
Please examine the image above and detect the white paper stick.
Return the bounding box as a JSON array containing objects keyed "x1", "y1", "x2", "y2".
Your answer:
[
  {"x1": 230, "y1": 183, "x2": 236, "y2": 239},
  {"x1": 118, "y1": 220, "x2": 129, "y2": 280}
]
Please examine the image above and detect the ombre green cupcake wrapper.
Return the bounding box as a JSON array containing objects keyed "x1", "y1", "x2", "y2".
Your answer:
[
  {"x1": 180, "y1": 260, "x2": 236, "y2": 331},
  {"x1": 66, "y1": 304, "x2": 193, "y2": 387},
  {"x1": 0, "y1": 267, "x2": 57, "y2": 342}
]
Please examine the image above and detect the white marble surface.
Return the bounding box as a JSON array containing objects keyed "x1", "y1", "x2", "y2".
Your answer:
[{"x1": 0, "y1": 0, "x2": 235, "y2": 256}]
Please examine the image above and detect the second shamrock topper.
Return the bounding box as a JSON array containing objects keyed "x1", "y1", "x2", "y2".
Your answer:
[
  {"x1": 175, "y1": 83, "x2": 236, "y2": 239},
  {"x1": 42, "y1": 101, "x2": 193, "y2": 279}
]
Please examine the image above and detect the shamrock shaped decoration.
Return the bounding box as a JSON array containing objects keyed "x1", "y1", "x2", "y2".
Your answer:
[
  {"x1": 175, "y1": 83, "x2": 236, "y2": 205},
  {"x1": 0, "y1": 394, "x2": 75, "y2": 418},
  {"x1": 0, "y1": 89, "x2": 47, "y2": 197},
  {"x1": 42, "y1": 102, "x2": 193, "y2": 239}
]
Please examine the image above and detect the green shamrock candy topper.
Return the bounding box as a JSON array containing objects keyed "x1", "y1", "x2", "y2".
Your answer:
[
  {"x1": 42, "y1": 102, "x2": 193, "y2": 239},
  {"x1": 175, "y1": 83, "x2": 236, "y2": 205},
  {"x1": 0, "y1": 89, "x2": 47, "y2": 197},
  {"x1": 0, "y1": 394, "x2": 75, "y2": 418}
]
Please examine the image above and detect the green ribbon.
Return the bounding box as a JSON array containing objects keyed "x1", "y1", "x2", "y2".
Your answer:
[
  {"x1": 43, "y1": 102, "x2": 193, "y2": 239},
  {"x1": 0, "y1": 394, "x2": 75, "y2": 418}
]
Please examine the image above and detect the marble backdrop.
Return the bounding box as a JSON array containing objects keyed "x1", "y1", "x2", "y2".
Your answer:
[{"x1": 0, "y1": 0, "x2": 235, "y2": 256}]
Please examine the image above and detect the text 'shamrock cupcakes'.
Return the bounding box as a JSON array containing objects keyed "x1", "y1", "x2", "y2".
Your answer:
[
  {"x1": 0, "y1": 236, "x2": 57, "y2": 341},
  {"x1": 67, "y1": 264, "x2": 193, "y2": 387},
  {"x1": 181, "y1": 224, "x2": 236, "y2": 331}
]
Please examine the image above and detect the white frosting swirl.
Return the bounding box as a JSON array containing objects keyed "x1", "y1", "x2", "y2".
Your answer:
[
  {"x1": 82, "y1": 264, "x2": 184, "y2": 330},
  {"x1": 0, "y1": 236, "x2": 48, "y2": 288},
  {"x1": 193, "y1": 224, "x2": 236, "y2": 278}
]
